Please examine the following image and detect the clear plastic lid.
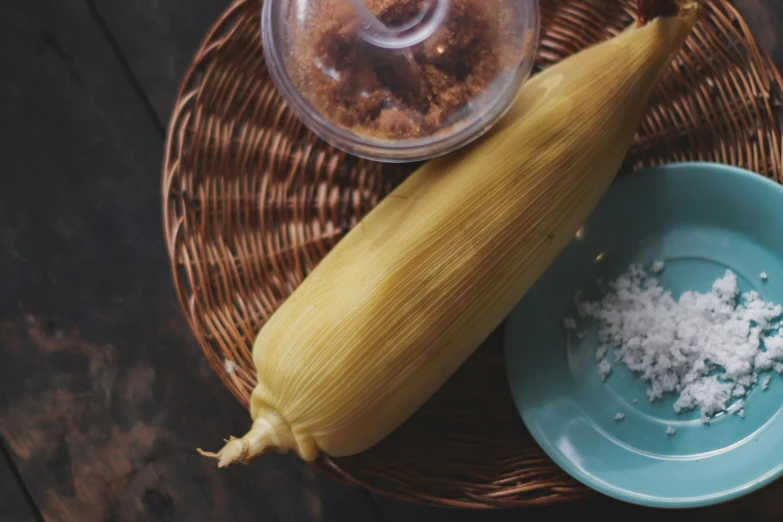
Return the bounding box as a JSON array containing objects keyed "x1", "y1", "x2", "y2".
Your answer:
[{"x1": 262, "y1": 0, "x2": 539, "y2": 162}]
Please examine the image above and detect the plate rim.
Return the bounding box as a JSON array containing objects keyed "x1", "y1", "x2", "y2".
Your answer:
[{"x1": 504, "y1": 161, "x2": 783, "y2": 509}]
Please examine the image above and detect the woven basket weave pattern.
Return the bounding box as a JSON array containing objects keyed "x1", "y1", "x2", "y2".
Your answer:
[{"x1": 163, "y1": 0, "x2": 783, "y2": 508}]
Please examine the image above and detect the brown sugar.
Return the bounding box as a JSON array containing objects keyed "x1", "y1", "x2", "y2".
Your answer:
[{"x1": 291, "y1": 0, "x2": 502, "y2": 140}]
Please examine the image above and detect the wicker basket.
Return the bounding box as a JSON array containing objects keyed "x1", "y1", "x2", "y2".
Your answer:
[{"x1": 163, "y1": 0, "x2": 783, "y2": 508}]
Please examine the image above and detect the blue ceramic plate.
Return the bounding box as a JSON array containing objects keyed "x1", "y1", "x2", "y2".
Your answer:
[{"x1": 504, "y1": 163, "x2": 783, "y2": 508}]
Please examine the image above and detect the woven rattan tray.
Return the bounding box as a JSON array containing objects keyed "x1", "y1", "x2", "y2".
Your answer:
[{"x1": 163, "y1": 0, "x2": 783, "y2": 508}]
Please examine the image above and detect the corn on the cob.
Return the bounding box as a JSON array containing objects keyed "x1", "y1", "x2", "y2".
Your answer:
[{"x1": 201, "y1": 1, "x2": 699, "y2": 467}]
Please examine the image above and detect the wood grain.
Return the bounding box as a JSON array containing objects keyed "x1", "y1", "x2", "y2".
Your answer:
[
  {"x1": 0, "y1": 1, "x2": 378, "y2": 521},
  {"x1": 89, "y1": 0, "x2": 228, "y2": 125},
  {"x1": 733, "y1": 0, "x2": 783, "y2": 69},
  {"x1": 0, "y1": 444, "x2": 39, "y2": 522}
]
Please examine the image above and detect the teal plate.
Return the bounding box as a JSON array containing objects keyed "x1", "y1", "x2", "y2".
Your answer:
[{"x1": 504, "y1": 162, "x2": 783, "y2": 508}]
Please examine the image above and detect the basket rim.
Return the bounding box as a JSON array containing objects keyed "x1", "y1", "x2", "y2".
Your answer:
[{"x1": 162, "y1": 0, "x2": 783, "y2": 509}]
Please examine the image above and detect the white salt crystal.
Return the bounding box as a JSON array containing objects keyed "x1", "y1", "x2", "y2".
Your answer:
[
  {"x1": 599, "y1": 359, "x2": 612, "y2": 381},
  {"x1": 575, "y1": 265, "x2": 783, "y2": 420},
  {"x1": 761, "y1": 272, "x2": 769, "y2": 281},
  {"x1": 675, "y1": 375, "x2": 733, "y2": 418},
  {"x1": 763, "y1": 375, "x2": 772, "y2": 390},
  {"x1": 632, "y1": 398, "x2": 638, "y2": 404},
  {"x1": 614, "y1": 412, "x2": 625, "y2": 421},
  {"x1": 651, "y1": 260, "x2": 665, "y2": 274},
  {"x1": 666, "y1": 426, "x2": 676, "y2": 436},
  {"x1": 563, "y1": 316, "x2": 577, "y2": 330},
  {"x1": 224, "y1": 359, "x2": 237, "y2": 375},
  {"x1": 738, "y1": 409, "x2": 746, "y2": 418}
]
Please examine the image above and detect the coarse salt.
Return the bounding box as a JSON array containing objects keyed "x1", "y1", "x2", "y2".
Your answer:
[
  {"x1": 761, "y1": 272, "x2": 769, "y2": 281},
  {"x1": 614, "y1": 412, "x2": 625, "y2": 421},
  {"x1": 599, "y1": 359, "x2": 612, "y2": 381},
  {"x1": 573, "y1": 264, "x2": 783, "y2": 421},
  {"x1": 666, "y1": 426, "x2": 676, "y2": 436}
]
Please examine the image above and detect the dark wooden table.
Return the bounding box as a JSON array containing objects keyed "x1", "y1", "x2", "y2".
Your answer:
[{"x1": 2, "y1": 1, "x2": 782, "y2": 521}]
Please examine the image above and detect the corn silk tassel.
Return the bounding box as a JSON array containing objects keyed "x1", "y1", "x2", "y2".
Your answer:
[{"x1": 201, "y1": 0, "x2": 699, "y2": 467}]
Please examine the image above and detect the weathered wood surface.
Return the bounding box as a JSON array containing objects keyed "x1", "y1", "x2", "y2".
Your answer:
[
  {"x1": 0, "y1": 443, "x2": 39, "y2": 522},
  {"x1": 89, "y1": 0, "x2": 227, "y2": 126},
  {"x1": 0, "y1": 1, "x2": 379, "y2": 521},
  {"x1": 1, "y1": 0, "x2": 783, "y2": 521},
  {"x1": 734, "y1": 0, "x2": 783, "y2": 69}
]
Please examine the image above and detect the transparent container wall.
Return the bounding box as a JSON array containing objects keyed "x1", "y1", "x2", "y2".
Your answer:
[{"x1": 263, "y1": 0, "x2": 539, "y2": 162}]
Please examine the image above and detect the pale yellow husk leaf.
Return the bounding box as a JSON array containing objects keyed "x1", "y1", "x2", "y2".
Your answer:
[{"x1": 201, "y1": 3, "x2": 699, "y2": 467}]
